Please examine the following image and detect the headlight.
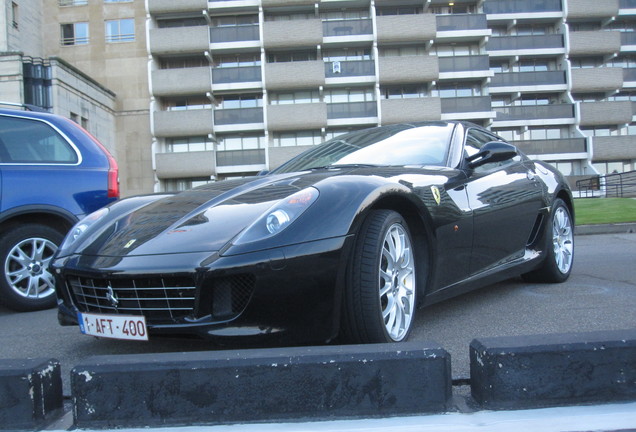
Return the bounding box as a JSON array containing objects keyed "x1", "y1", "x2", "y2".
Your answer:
[
  {"x1": 234, "y1": 187, "x2": 319, "y2": 245},
  {"x1": 58, "y1": 207, "x2": 110, "y2": 255}
]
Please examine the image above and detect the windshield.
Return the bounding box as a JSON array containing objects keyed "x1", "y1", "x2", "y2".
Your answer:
[{"x1": 271, "y1": 122, "x2": 455, "y2": 174}]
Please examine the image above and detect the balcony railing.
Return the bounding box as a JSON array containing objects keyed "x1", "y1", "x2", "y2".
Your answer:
[
  {"x1": 327, "y1": 101, "x2": 377, "y2": 119},
  {"x1": 514, "y1": 138, "x2": 587, "y2": 155},
  {"x1": 484, "y1": 0, "x2": 562, "y2": 14},
  {"x1": 490, "y1": 71, "x2": 566, "y2": 87},
  {"x1": 494, "y1": 104, "x2": 574, "y2": 121},
  {"x1": 214, "y1": 107, "x2": 264, "y2": 125},
  {"x1": 325, "y1": 60, "x2": 375, "y2": 78},
  {"x1": 441, "y1": 96, "x2": 492, "y2": 114},
  {"x1": 487, "y1": 34, "x2": 564, "y2": 51},
  {"x1": 323, "y1": 19, "x2": 372, "y2": 37},
  {"x1": 438, "y1": 55, "x2": 489, "y2": 73},
  {"x1": 621, "y1": 32, "x2": 636, "y2": 45},
  {"x1": 212, "y1": 66, "x2": 261, "y2": 84},
  {"x1": 620, "y1": 0, "x2": 636, "y2": 8},
  {"x1": 210, "y1": 25, "x2": 259, "y2": 43},
  {"x1": 216, "y1": 149, "x2": 266, "y2": 167},
  {"x1": 436, "y1": 14, "x2": 488, "y2": 32},
  {"x1": 624, "y1": 68, "x2": 636, "y2": 81}
]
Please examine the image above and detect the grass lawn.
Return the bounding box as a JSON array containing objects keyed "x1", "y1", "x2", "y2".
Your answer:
[{"x1": 573, "y1": 198, "x2": 636, "y2": 225}]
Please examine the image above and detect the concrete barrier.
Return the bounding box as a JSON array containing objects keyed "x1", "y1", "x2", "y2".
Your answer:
[
  {"x1": 470, "y1": 329, "x2": 636, "y2": 410},
  {"x1": 71, "y1": 342, "x2": 451, "y2": 429},
  {"x1": 0, "y1": 358, "x2": 63, "y2": 430}
]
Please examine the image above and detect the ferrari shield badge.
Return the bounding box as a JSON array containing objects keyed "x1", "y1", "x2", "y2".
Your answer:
[{"x1": 431, "y1": 186, "x2": 441, "y2": 205}]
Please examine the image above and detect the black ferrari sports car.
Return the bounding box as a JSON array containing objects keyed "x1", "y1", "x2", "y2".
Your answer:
[{"x1": 52, "y1": 121, "x2": 574, "y2": 344}]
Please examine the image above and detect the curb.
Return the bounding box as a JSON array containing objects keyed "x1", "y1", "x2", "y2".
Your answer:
[
  {"x1": 575, "y1": 223, "x2": 636, "y2": 235},
  {"x1": 2, "y1": 329, "x2": 636, "y2": 430}
]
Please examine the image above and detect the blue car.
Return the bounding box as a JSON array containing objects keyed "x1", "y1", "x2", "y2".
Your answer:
[{"x1": 0, "y1": 104, "x2": 119, "y2": 311}]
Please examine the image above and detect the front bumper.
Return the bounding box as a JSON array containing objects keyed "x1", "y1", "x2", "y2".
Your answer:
[{"x1": 52, "y1": 235, "x2": 354, "y2": 343}]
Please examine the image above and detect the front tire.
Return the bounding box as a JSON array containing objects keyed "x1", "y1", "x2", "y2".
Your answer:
[
  {"x1": 343, "y1": 210, "x2": 417, "y2": 343},
  {"x1": 0, "y1": 224, "x2": 63, "y2": 311},
  {"x1": 522, "y1": 198, "x2": 574, "y2": 283}
]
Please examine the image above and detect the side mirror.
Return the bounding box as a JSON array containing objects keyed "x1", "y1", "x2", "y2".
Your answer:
[{"x1": 466, "y1": 141, "x2": 517, "y2": 169}]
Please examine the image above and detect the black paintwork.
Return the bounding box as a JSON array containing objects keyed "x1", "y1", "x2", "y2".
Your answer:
[{"x1": 52, "y1": 121, "x2": 573, "y2": 343}]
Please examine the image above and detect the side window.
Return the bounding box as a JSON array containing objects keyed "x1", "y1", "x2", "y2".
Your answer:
[{"x1": 0, "y1": 116, "x2": 78, "y2": 164}]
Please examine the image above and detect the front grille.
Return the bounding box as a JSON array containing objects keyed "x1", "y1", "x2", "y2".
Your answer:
[
  {"x1": 67, "y1": 275, "x2": 196, "y2": 323},
  {"x1": 211, "y1": 274, "x2": 255, "y2": 319}
]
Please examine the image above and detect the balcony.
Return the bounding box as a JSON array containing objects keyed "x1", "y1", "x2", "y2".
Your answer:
[
  {"x1": 593, "y1": 135, "x2": 636, "y2": 160},
  {"x1": 493, "y1": 104, "x2": 575, "y2": 126},
  {"x1": 209, "y1": 24, "x2": 260, "y2": 49},
  {"x1": 267, "y1": 103, "x2": 327, "y2": 131},
  {"x1": 151, "y1": 67, "x2": 211, "y2": 97},
  {"x1": 487, "y1": 34, "x2": 564, "y2": 55},
  {"x1": 327, "y1": 101, "x2": 377, "y2": 125},
  {"x1": 153, "y1": 109, "x2": 214, "y2": 137},
  {"x1": 438, "y1": 55, "x2": 491, "y2": 80},
  {"x1": 155, "y1": 151, "x2": 215, "y2": 179},
  {"x1": 325, "y1": 60, "x2": 375, "y2": 79},
  {"x1": 378, "y1": 56, "x2": 439, "y2": 84},
  {"x1": 212, "y1": 66, "x2": 261, "y2": 87},
  {"x1": 149, "y1": 26, "x2": 209, "y2": 55},
  {"x1": 376, "y1": 14, "x2": 436, "y2": 44},
  {"x1": 621, "y1": 31, "x2": 636, "y2": 49},
  {"x1": 624, "y1": 68, "x2": 636, "y2": 84},
  {"x1": 265, "y1": 61, "x2": 324, "y2": 90},
  {"x1": 148, "y1": 0, "x2": 206, "y2": 14},
  {"x1": 216, "y1": 149, "x2": 266, "y2": 167},
  {"x1": 441, "y1": 96, "x2": 494, "y2": 117},
  {"x1": 263, "y1": 19, "x2": 322, "y2": 49},
  {"x1": 570, "y1": 68, "x2": 623, "y2": 93},
  {"x1": 490, "y1": 71, "x2": 567, "y2": 92},
  {"x1": 514, "y1": 138, "x2": 587, "y2": 156},
  {"x1": 484, "y1": 0, "x2": 562, "y2": 14},
  {"x1": 380, "y1": 97, "x2": 441, "y2": 124},
  {"x1": 579, "y1": 101, "x2": 633, "y2": 126},
  {"x1": 567, "y1": 0, "x2": 619, "y2": 20},
  {"x1": 214, "y1": 107, "x2": 264, "y2": 128},
  {"x1": 436, "y1": 14, "x2": 490, "y2": 41},
  {"x1": 322, "y1": 19, "x2": 373, "y2": 42},
  {"x1": 568, "y1": 31, "x2": 621, "y2": 56}
]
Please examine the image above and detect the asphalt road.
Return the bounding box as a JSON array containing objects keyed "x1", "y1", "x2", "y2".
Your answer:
[{"x1": 1, "y1": 233, "x2": 635, "y2": 395}]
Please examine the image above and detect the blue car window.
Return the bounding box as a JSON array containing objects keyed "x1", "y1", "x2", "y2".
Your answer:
[{"x1": 0, "y1": 116, "x2": 78, "y2": 164}]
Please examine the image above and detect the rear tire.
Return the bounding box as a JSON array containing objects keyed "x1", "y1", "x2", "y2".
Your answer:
[
  {"x1": 522, "y1": 198, "x2": 574, "y2": 283},
  {"x1": 0, "y1": 224, "x2": 63, "y2": 311},
  {"x1": 342, "y1": 210, "x2": 417, "y2": 343}
]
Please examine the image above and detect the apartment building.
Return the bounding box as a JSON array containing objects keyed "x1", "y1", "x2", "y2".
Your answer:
[{"x1": 144, "y1": 0, "x2": 636, "y2": 192}]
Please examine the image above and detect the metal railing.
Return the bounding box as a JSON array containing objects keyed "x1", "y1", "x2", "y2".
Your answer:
[{"x1": 576, "y1": 170, "x2": 636, "y2": 198}]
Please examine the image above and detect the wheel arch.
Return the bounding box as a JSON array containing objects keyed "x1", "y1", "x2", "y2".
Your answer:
[
  {"x1": 0, "y1": 206, "x2": 78, "y2": 238},
  {"x1": 363, "y1": 193, "x2": 436, "y2": 304}
]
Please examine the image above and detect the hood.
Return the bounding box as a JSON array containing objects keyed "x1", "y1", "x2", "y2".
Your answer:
[{"x1": 81, "y1": 172, "x2": 326, "y2": 257}]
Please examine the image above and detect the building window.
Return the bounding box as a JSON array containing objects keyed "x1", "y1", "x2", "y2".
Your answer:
[
  {"x1": 157, "y1": 16, "x2": 207, "y2": 28},
  {"x1": 323, "y1": 48, "x2": 372, "y2": 61},
  {"x1": 270, "y1": 90, "x2": 319, "y2": 105},
  {"x1": 217, "y1": 134, "x2": 264, "y2": 151},
  {"x1": 272, "y1": 131, "x2": 322, "y2": 147},
  {"x1": 324, "y1": 88, "x2": 375, "y2": 103},
  {"x1": 376, "y1": 6, "x2": 423, "y2": 16},
  {"x1": 11, "y1": 2, "x2": 18, "y2": 29},
  {"x1": 160, "y1": 56, "x2": 208, "y2": 69},
  {"x1": 267, "y1": 50, "x2": 317, "y2": 63},
  {"x1": 380, "y1": 45, "x2": 428, "y2": 57},
  {"x1": 215, "y1": 94, "x2": 262, "y2": 109},
  {"x1": 381, "y1": 85, "x2": 427, "y2": 99},
  {"x1": 61, "y1": 22, "x2": 89, "y2": 45},
  {"x1": 105, "y1": 0, "x2": 132, "y2": 2},
  {"x1": 105, "y1": 19, "x2": 134, "y2": 42},
  {"x1": 167, "y1": 137, "x2": 214, "y2": 153},
  {"x1": 213, "y1": 53, "x2": 260, "y2": 68},
  {"x1": 435, "y1": 83, "x2": 482, "y2": 98},
  {"x1": 59, "y1": 0, "x2": 88, "y2": 6},
  {"x1": 164, "y1": 98, "x2": 212, "y2": 111}
]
